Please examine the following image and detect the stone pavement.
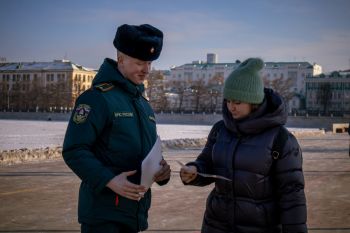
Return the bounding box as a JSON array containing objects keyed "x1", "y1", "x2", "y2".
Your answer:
[{"x1": 0, "y1": 133, "x2": 349, "y2": 233}]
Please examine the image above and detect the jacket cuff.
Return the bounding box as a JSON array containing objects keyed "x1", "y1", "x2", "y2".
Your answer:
[
  {"x1": 182, "y1": 162, "x2": 205, "y2": 186},
  {"x1": 93, "y1": 170, "x2": 116, "y2": 194},
  {"x1": 156, "y1": 178, "x2": 170, "y2": 186}
]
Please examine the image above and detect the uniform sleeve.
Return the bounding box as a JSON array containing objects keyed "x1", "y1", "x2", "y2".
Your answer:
[
  {"x1": 275, "y1": 133, "x2": 308, "y2": 233},
  {"x1": 185, "y1": 121, "x2": 223, "y2": 186},
  {"x1": 62, "y1": 90, "x2": 115, "y2": 194},
  {"x1": 156, "y1": 178, "x2": 169, "y2": 186}
]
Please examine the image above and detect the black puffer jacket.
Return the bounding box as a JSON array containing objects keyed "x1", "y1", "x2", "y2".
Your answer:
[{"x1": 187, "y1": 89, "x2": 307, "y2": 233}]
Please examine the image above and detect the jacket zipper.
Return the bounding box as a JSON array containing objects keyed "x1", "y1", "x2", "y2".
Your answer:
[{"x1": 231, "y1": 135, "x2": 242, "y2": 230}]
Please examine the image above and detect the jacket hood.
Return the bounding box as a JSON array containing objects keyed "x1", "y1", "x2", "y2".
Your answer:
[
  {"x1": 92, "y1": 58, "x2": 144, "y2": 95},
  {"x1": 223, "y1": 88, "x2": 288, "y2": 135}
]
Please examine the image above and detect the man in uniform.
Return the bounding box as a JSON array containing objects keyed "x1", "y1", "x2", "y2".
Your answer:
[{"x1": 62, "y1": 24, "x2": 171, "y2": 233}]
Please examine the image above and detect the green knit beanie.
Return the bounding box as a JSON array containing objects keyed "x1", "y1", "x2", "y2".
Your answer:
[{"x1": 223, "y1": 58, "x2": 265, "y2": 104}]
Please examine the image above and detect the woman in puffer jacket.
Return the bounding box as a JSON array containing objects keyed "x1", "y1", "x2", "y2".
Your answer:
[{"x1": 180, "y1": 58, "x2": 307, "y2": 233}]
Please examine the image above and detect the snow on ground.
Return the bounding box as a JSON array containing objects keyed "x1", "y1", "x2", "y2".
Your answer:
[
  {"x1": 0, "y1": 119, "x2": 324, "y2": 151},
  {"x1": 0, "y1": 120, "x2": 212, "y2": 150}
]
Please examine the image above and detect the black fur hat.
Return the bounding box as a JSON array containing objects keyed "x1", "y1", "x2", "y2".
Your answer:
[{"x1": 113, "y1": 24, "x2": 163, "y2": 61}]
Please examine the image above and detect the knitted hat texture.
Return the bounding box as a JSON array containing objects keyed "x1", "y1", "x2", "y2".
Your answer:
[{"x1": 223, "y1": 58, "x2": 265, "y2": 104}]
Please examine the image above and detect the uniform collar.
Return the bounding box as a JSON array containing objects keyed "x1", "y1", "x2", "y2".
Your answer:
[{"x1": 93, "y1": 58, "x2": 145, "y2": 97}]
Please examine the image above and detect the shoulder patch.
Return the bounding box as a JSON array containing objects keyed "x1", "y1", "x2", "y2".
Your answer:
[
  {"x1": 73, "y1": 104, "x2": 91, "y2": 124},
  {"x1": 95, "y1": 83, "x2": 114, "y2": 92}
]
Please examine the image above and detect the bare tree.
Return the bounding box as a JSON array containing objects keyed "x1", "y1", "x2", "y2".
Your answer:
[
  {"x1": 263, "y1": 76, "x2": 294, "y2": 102},
  {"x1": 146, "y1": 70, "x2": 167, "y2": 112},
  {"x1": 171, "y1": 80, "x2": 187, "y2": 112},
  {"x1": 317, "y1": 82, "x2": 332, "y2": 115},
  {"x1": 208, "y1": 73, "x2": 224, "y2": 86},
  {"x1": 207, "y1": 87, "x2": 221, "y2": 112},
  {"x1": 207, "y1": 74, "x2": 224, "y2": 112},
  {"x1": 190, "y1": 78, "x2": 206, "y2": 112},
  {"x1": 9, "y1": 76, "x2": 22, "y2": 111},
  {"x1": 0, "y1": 83, "x2": 7, "y2": 109},
  {"x1": 27, "y1": 76, "x2": 45, "y2": 111}
]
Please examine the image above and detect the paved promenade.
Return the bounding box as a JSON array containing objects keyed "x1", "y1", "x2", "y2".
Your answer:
[{"x1": 0, "y1": 133, "x2": 349, "y2": 233}]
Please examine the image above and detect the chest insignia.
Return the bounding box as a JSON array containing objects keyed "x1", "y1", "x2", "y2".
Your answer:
[
  {"x1": 73, "y1": 104, "x2": 91, "y2": 124},
  {"x1": 114, "y1": 112, "x2": 134, "y2": 118}
]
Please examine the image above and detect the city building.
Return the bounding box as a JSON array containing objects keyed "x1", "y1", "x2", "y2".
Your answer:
[
  {"x1": 0, "y1": 60, "x2": 96, "y2": 112},
  {"x1": 166, "y1": 54, "x2": 322, "y2": 113},
  {"x1": 305, "y1": 70, "x2": 350, "y2": 116},
  {"x1": 166, "y1": 60, "x2": 237, "y2": 112},
  {"x1": 262, "y1": 62, "x2": 322, "y2": 112}
]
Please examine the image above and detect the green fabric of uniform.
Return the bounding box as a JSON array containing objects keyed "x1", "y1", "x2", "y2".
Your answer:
[
  {"x1": 62, "y1": 58, "x2": 160, "y2": 232},
  {"x1": 81, "y1": 222, "x2": 138, "y2": 233}
]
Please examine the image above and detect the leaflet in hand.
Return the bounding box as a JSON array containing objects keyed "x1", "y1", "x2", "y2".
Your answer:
[
  {"x1": 141, "y1": 136, "x2": 163, "y2": 189},
  {"x1": 177, "y1": 161, "x2": 232, "y2": 181}
]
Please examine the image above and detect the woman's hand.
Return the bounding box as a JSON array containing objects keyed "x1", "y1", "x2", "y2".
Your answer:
[{"x1": 180, "y1": 165, "x2": 197, "y2": 183}]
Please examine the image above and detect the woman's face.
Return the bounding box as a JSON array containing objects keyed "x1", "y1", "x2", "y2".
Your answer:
[{"x1": 226, "y1": 99, "x2": 253, "y2": 119}]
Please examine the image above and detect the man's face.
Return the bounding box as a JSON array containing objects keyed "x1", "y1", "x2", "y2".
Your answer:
[{"x1": 118, "y1": 53, "x2": 152, "y2": 85}]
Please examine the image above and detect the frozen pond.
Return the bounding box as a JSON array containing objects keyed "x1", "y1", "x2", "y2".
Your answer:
[
  {"x1": 0, "y1": 119, "x2": 321, "y2": 151},
  {"x1": 0, "y1": 120, "x2": 212, "y2": 150}
]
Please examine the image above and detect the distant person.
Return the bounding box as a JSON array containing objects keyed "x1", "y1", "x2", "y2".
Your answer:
[
  {"x1": 180, "y1": 58, "x2": 308, "y2": 233},
  {"x1": 62, "y1": 24, "x2": 171, "y2": 233}
]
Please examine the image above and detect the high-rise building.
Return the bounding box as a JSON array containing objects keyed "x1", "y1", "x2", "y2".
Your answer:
[{"x1": 207, "y1": 53, "x2": 218, "y2": 64}]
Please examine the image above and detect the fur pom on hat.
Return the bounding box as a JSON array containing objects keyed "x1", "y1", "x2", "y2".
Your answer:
[{"x1": 223, "y1": 58, "x2": 265, "y2": 104}]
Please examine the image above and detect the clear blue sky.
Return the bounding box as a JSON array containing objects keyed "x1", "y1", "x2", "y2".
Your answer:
[{"x1": 1, "y1": 0, "x2": 349, "y2": 73}]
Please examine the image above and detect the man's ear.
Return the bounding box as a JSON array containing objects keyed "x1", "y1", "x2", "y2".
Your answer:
[{"x1": 117, "y1": 54, "x2": 123, "y2": 64}]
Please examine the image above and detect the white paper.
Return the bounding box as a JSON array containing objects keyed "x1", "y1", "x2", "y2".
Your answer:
[
  {"x1": 141, "y1": 136, "x2": 163, "y2": 189},
  {"x1": 176, "y1": 161, "x2": 232, "y2": 181}
]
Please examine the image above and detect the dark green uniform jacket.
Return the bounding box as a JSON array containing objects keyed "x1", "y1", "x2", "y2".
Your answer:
[{"x1": 62, "y1": 58, "x2": 167, "y2": 231}]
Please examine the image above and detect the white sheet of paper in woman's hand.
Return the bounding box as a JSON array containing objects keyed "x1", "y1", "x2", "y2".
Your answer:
[{"x1": 141, "y1": 136, "x2": 162, "y2": 189}]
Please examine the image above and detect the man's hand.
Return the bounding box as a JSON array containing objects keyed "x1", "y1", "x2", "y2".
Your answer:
[
  {"x1": 180, "y1": 165, "x2": 197, "y2": 183},
  {"x1": 154, "y1": 159, "x2": 171, "y2": 182},
  {"x1": 106, "y1": 170, "x2": 147, "y2": 201}
]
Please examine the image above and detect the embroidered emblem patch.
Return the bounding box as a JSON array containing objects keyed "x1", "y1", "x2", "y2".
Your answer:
[{"x1": 73, "y1": 104, "x2": 91, "y2": 124}]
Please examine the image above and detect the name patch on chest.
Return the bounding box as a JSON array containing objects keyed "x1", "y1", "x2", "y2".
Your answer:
[{"x1": 114, "y1": 112, "x2": 134, "y2": 118}]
